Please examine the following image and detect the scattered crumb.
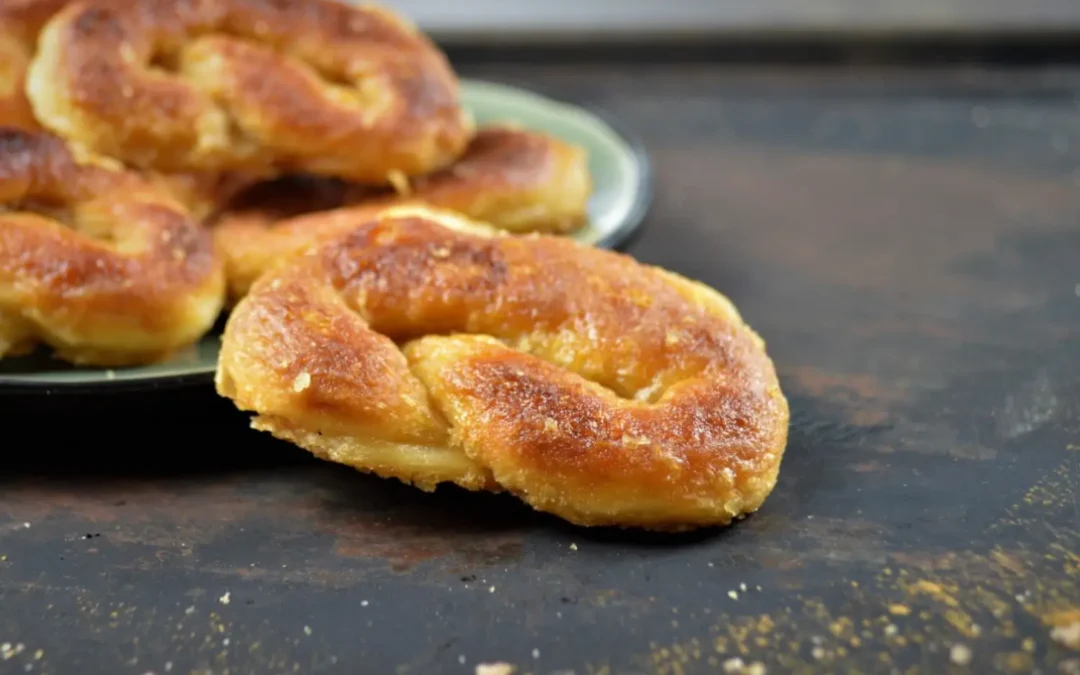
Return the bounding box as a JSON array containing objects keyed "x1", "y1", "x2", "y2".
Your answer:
[
  {"x1": 184, "y1": 606, "x2": 195, "y2": 615},
  {"x1": 219, "y1": 592, "x2": 230, "y2": 605},
  {"x1": 2, "y1": 644, "x2": 25, "y2": 660},
  {"x1": 164, "y1": 662, "x2": 172, "y2": 672},
  {"x1": 884, "y1": 624, "x2": 898, "y2": 637},
  {"x1": 889, "y1": 604, "x2": 911, "y2": 616},
  {"x1": 950, "y1": 643, "x2": 973, "y2": 666},
  {"x1": 531, "y1": 648, "x2": 539, "y2": 659},
  {"x1": 303, "y1": 626, "x2": 311, "y2": 636},
  {"x1": 458, "y1": 655, "x2": 466, "y2": 665},
  {"x1": 489, "y1": 586, "x2": 496, "y2": 594},
  {"x1": 1021, "y1": 637, "x2": 1036, "y2": 652},
  {"x1": 569, "y1": 543, "x2": 578, "y2": 551},
  {"x1": 727, "y1": 591, "x2": 739, "y2": 600},
  {"x1": 739, "y1": 583, "x2": 747, "y2": 592},
  {"x1": 292, "y1": 372, "x2": 311, "y2": 393},
  {"x1": 33, "y1": 651, "x2": 43, "y2": 661},
  {"x1": 708, "y1": 562, "x2": 714, "y2": 567},
  {"x1": 361, "y1": 601, "x2": 369, "y2": 607},
  {"x1": 755, "y1": 585, "x2": 762, "y2": 591},
  {"x1": 1060, "y1": 658, "x2": 1080, "y2": 675},
  {"x1": 1, "y1": 556, "x2": 6, "y2": 561},
  {"x1": 1052, "y1": 620, "x2": 1080, "y2": 650},
  {"x1": 719, "y1": 658, "x2": 766, "y2": 675},
  {"x1": 475, "y1": 663, "x2": 514, "y2": 675},
  {"x1": 22, "y1": 523, "x2": 29, "y2": 529},
  {"x1": 387, "y1": 170, "x2": 411, "y2": 196},
  {"x1": 811, "y1": 647, "x2": 825, "y2": 660}
]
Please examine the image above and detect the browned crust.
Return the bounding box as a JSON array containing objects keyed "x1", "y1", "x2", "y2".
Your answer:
[
  {"x1": 27, "y1": 0, "x2": 471, "y2": 181},
  {"x1": 0, "y1": 128, "x2": 225, "y2": 365},
  {"x1": 216, "y1": 206, "x2": 789, "y2": 530},
  {"x1": 0, "y1": 0, "x2": 74, "y2": 131},
  {"x1": 0, "y1": 0, "x2": 74, "y2": 44},
  {"x1": 212, "y1": 126, "x2": 592, "y2": 302},
  {"x1": 0, "y1": 32, "x2": 38, "y2": 131}
]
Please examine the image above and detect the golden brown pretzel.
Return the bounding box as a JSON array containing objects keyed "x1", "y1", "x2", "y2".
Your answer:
[
  {"x1": 0, "y1": 1, "x2": 263, "y2": 217},
  {"x1": 0, "y1": 128, "x2": 225, "y2": 365},
  {"x1": 212, "y1": 126, "x2": 593, "y2": 301},
  {"x1": 0, "y1": 0, "x2": 73, "y2": 131},
  {"x1": 27, "y1": 0, "x2": 472, "y2": 181},
  {"x1": 216, "y1": 206, "x2": 789, "y2": 530},
  {"x1": 382, "y1": 125, "x2": 592, "y2": 234}
]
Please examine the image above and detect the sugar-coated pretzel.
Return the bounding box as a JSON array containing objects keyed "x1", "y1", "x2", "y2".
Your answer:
[
  {"x1": 27, "y1": 0, "x2": 472, "y2": 182},
  {"x1": 216, "y1": 205, "x2": 789, "y2": 531},
  {"x1": 213, "y1": 126, "x2": 593, "y2": 301},
  {"x1": 0, "y1": 129, "x2": 225, "y2": 365}
]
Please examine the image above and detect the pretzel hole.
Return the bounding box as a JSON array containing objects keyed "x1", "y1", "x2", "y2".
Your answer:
[
  {"x1": 147, "y1": 49, "x2": 181, "y2": 76},
  {"x1": 5, "y1": 196, "x2": 127, "y2": 248},
  {"x1": 3, "y1": 197, "x2": 73, "y2": 228}
]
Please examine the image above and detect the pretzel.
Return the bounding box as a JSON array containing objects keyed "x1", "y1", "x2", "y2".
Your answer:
[
  {"x1": 216, "y1": 206, "x2": 789, "y2": 530},
  {"x1": 0, "y1": 1, "x2": 73, "y2": 131},
  {"x1": 212, "y1": 126, "x2": 593, "y2": 301},
  {"x1": 0, "y1": 129, "x2": 225, "y2": 365},
  {"x1": 27, "y1": 0, "x2": 472, "y2": 182}
]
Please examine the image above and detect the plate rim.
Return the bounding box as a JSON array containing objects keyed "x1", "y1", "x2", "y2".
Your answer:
[{"x1": 0, "y1": 78, "x2": 652, "y2": 395}]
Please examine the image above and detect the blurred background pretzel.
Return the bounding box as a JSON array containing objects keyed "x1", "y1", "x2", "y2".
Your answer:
[
  {"x1": 0, "y1": 129, "x2": 225, "y2": 365},
  {"x1": 212, "y1": 126, "x2": 593, "y2": 301},
  {"x1": 27, "y1": 0, "x2": 473, "y2": 183},
  {"x1": 0, "y1": 1, "x2": 266, "y2": 219},
  {"x1": 217, "y1": 206, "x2": 789, "y2": 530}
]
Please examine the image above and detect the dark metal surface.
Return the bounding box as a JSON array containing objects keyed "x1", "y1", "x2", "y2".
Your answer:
[{"x1": 3, "y1": 62, "x2": 1080, "y2": 675}]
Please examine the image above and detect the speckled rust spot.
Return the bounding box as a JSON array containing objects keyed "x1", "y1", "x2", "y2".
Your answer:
[{"x1": 334, "y1": 530, "x2": 524, "y2": 573}]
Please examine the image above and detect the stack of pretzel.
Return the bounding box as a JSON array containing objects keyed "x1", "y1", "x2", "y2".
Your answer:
[{"x1": 0, "y1": 0, "x2": 788, "y2": 530}]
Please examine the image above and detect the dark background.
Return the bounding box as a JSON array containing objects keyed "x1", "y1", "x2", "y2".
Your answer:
[{"x1": 2, "y1": 17, "x2": 1080, "y2": 675}]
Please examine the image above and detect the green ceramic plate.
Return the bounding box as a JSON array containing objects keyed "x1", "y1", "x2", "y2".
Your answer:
[{"x1": 0, "y1": 79, "x2": 652, "y2": 394}]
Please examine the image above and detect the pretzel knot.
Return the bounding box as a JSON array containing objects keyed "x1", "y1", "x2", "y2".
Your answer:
[
  {"x1": 216, "y1": 206, "x2": 789, "y2": 530},
  {"x1": 0, "y1": 129, "x2": 225, "y2": 365},
  {"x1": 27, "y1": 0, "x2": 472, "y2": 182}
]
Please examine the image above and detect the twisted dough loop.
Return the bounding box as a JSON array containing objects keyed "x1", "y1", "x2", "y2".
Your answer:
[
  {"x1": 0, "y1": 129, "x2": 224, "y2": 365},
  {"x1": 213, "y1": 126, "x2": 592, "y2": 301},
  {"x1": 217, "y1": 206, "x2": 789, "y2": 530},
  {"x1": 28, "y1": 0, "x2": 471, "y2": 181}
]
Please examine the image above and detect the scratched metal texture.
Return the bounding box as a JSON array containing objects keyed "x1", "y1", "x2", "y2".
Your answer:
[{"x1": 2, "y1": 63, "x2": 1079, "y2": 675}]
